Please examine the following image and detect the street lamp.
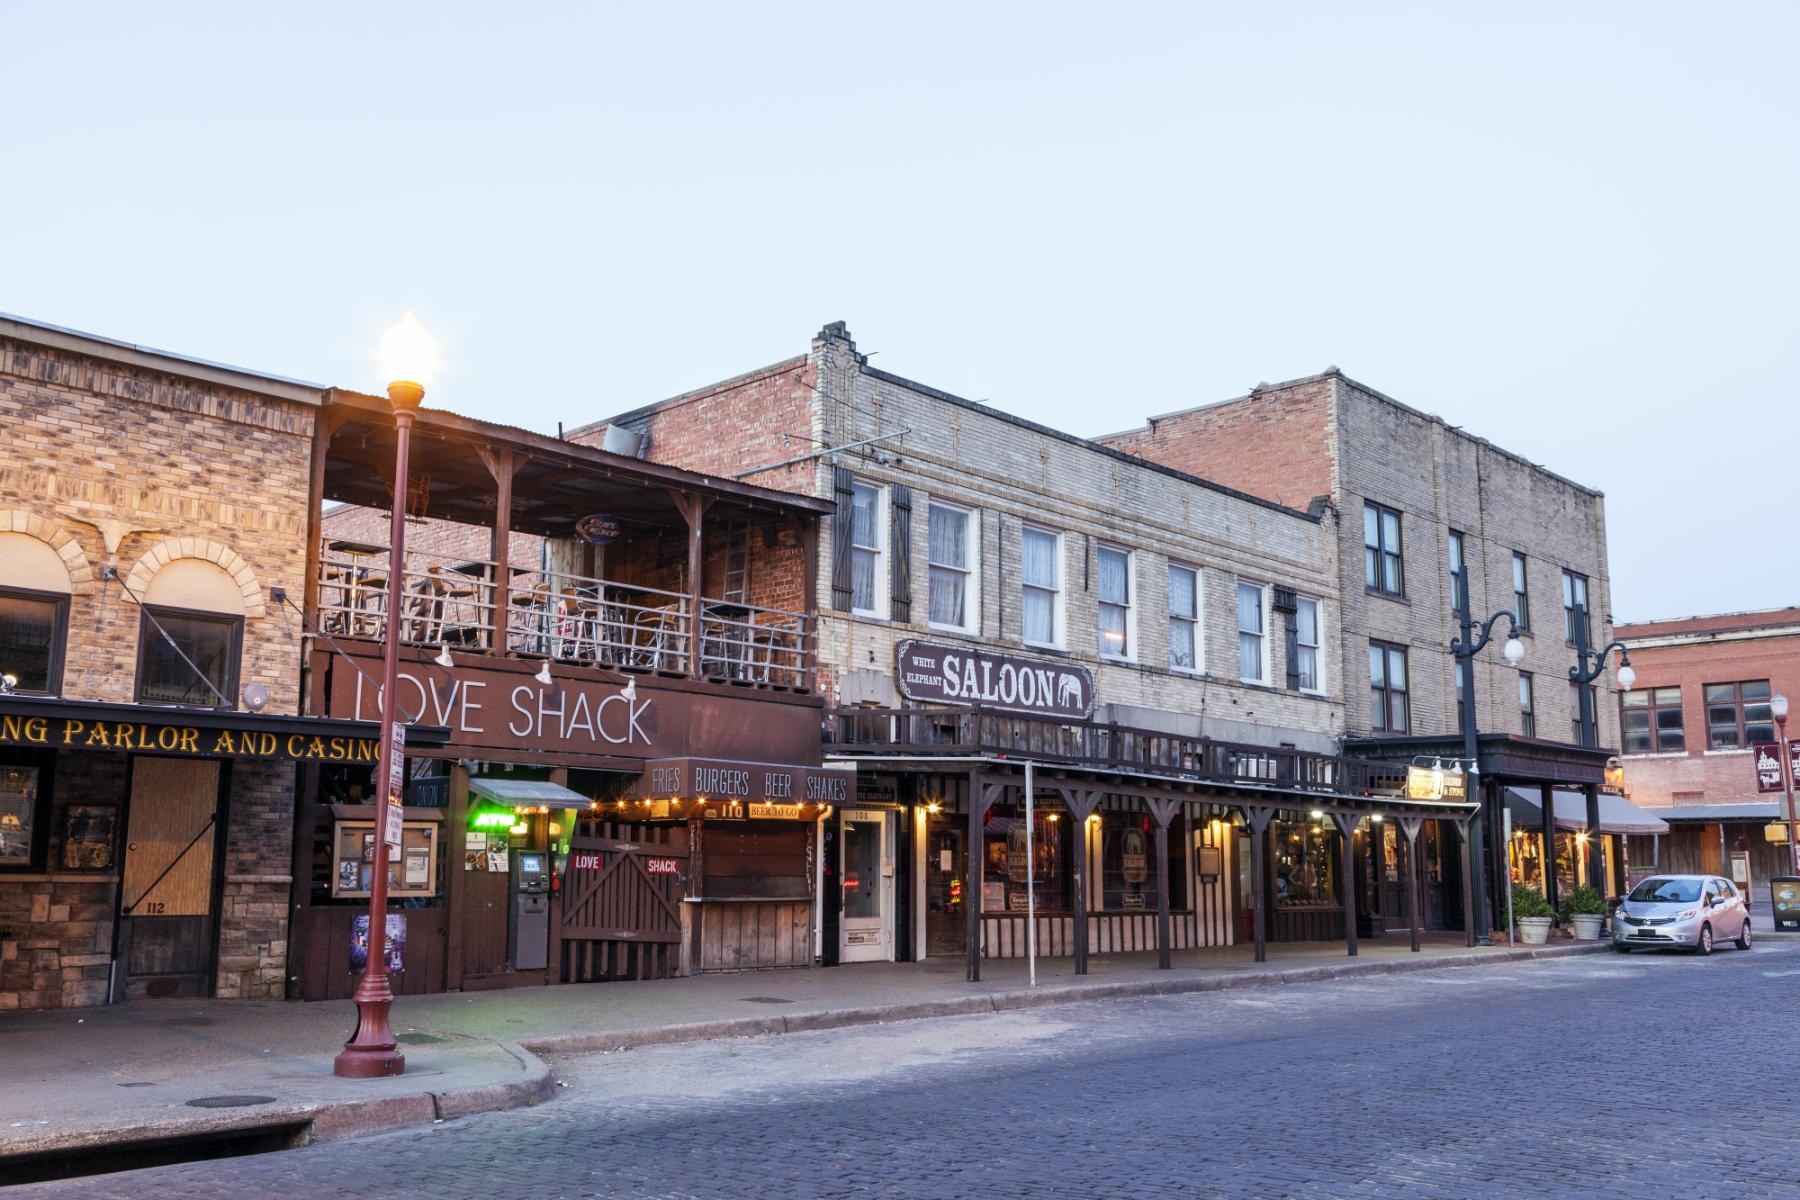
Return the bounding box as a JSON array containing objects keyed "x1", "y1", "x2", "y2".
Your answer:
[
  {"x1": 1776, "y1": 693, "x2": 1798, "y2": 874},
  {"x1": 1450, "y1": 607, "x2": 1523, "y2": 946},
  {"x1": 1568, "y1": 601, "x2": 1631, "y2": 901},
  {"x1": 334, "y1": 313, "x2": 436, "y2": 1079}
]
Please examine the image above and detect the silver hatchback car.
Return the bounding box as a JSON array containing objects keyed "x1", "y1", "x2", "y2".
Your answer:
[{"x1": 1613, "y1": 874, "x2": 1751, "y2": 954}]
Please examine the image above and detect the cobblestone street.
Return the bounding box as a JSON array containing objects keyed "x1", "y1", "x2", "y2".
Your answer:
[{"x1": 17, "y1": 939, "x2": 1795, "y2": 1199}]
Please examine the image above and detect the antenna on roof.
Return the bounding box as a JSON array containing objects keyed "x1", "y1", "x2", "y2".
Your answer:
[{"x1": 557, "y1": 421, "x2": 565, "y2": 440}]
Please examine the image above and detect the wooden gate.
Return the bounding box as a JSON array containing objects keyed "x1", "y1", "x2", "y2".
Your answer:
[{"x1": 559, "y1": 820, "x2": 688, "y2": 982}]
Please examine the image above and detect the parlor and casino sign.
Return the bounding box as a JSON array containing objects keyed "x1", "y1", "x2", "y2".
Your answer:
[{"x1": 895, "y1": 639, "x2": 1095, "y2": 720}]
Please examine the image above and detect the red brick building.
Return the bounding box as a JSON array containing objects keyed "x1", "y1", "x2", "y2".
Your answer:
[{"x1": 1616, "y1": 607, "x2": 1800, "y2": 899}]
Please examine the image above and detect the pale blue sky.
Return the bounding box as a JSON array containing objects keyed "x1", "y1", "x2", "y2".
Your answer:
[{"x1": 3, "y1": 2, "x2": 1793, "y2": 621}]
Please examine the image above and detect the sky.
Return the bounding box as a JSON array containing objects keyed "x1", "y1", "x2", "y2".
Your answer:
[{"x1": 2, "y1": 2, "x2": 1793, "y2": 623}]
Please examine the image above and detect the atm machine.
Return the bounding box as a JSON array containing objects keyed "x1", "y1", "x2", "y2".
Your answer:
[{"x1": 508, "y1": 851, "x2": 551, "y2": 970}]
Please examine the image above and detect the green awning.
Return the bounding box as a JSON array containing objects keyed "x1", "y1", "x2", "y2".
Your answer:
[{"x1": 468, "y1": 778, "x2": 593, "y2": 809}]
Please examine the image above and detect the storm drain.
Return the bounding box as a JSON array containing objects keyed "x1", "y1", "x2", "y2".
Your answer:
[
  {"x1": 185, "y1": 1095, "x2": 277, "y2": 1109},
  {"x1": 1, "y1": 1121, "x2": 309, "y2": 1187},
  {"x1": 740, "y1": 996, "x2": 796, "y2": 1004}
]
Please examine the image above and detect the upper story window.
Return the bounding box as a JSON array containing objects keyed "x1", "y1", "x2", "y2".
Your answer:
[
  {"x1": 850, "y1": 482, "x2": 883, "y2": 616},
  {"x1": 926, "y1": 502, "x2": 974, "y2": 632},
  {"x1": 1622, "y1": 686, "x2": 1683, "y2": 753},
  {"x1": 1237, "y1": 583, "x2": 1267, "y2": 684},
  {"x1": 1519, "y1": 671, "x2": 1536, "y2": 738},
  {"x1": 1295, "y1": 596, "x2": 1320, "y2": 692},
  {"x1": 1447, "y1": 531, "x2": 1468, "y2": 620},
  {"x1": 1561, "y1": 570, "x2": 1590, "y2": 645},
  {"x1": 1704, "y1": 680, "x2": 1773, "y2": 750},
  {"x1": 0, "y1": 588, "x2": 70, "y2": 696},
  {"x1": 1364, "y1": 503, "x2": 1404, "y2": 597},
  {"x1": 1021, "y1": 526, "x2": 1062, "y2": 648},
  {"x1": 1570, "y1": 681, "x2": 1598, "y2": 744},
  {"x1": 1168, "y1": 564, "x2": 1200, "y2": 673},
  {"x1": 1097, "y1": 546, "x2": 1133, "y2": 660},
  {"x1": 1369, "y1": 641, "x2": 1409, "y2": 734},
  {"x1": 136, "y1": 607, "x2": 242, "y2": 708},
  {"x1": 1512, "y1": 552, "x2": 1531, "y2": 631}
]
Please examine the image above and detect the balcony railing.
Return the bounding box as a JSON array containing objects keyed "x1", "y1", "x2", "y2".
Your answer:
[
  {"x1": 317, "y1": 544, "x2": 812, "y2": 689},
  {"x1": 825, "y1": 706, "x2": 1409, "y2": 799}
]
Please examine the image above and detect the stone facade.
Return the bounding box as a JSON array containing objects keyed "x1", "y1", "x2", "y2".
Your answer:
[
  {"x1": 1100, "y1": 371, "x2": 1621, "y2": 753},
  {"x1": 582, "y1": 323, "x2": 1344, "y2": 752},
  {"x1": 0, "y1": 317, "x2": 323, "y2": 1008}
]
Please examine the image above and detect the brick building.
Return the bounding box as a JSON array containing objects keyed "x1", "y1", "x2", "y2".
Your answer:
[
  {"x1": 573, "y1": 324, "x2": 1486, "y2": 974},
  {"x1": 0, "y1": 315, "x2": 403, "y2": 1009},
  {"x1": 1097, "y1": 369, "x2": 1639, "y2": 932},
  {"x1": 1616, "y1": 608, "x2": 1800, "y2": 897}
]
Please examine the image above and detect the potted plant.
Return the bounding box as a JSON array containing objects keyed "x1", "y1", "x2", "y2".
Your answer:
[
  {"x1": 1512, "y1": 885, "x2": 1555, "y2": 944},
  {"x1": 1559, "y1": 885, "x2": 1607, "y2": 940}
]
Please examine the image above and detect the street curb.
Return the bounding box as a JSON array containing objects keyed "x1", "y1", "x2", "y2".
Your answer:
[{"x1": 519, "y1": 942, "x2": 1612, "y2": 1061}]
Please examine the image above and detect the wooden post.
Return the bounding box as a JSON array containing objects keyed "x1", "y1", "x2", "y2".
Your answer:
[
  {"x1": 287, "y1": 760, "x2": 321, "y2": 999},
  {"x1": 1539, "y1": 781, "x2": 1559, "y2": 912},
  {"x1": 1401, "y1": 817, "x2": 1424, "y2": 953},
  {"x1": 476, "y1": 448, "x2": 519, "y2": 655},
  {"x1": 1332, "y1": 811, "x2": 1360, "y2": 957},
  {"x1": 799, "y1": 517, "x2": 818, "y2": 692},
  {"x1": 1240, "y1": 806, "x2": 1273, "y2": 963},
  {"x1": 967, "y1": 776, "x2": 1001, "y2": 982},
  {"x1": 446, "y1": 760, "x2": 470, "y2": 990},
  {"x1": 667, "y1": 493, "x2": 712, "y2": 678},
  {"x1": 1148, "y1": 796, "x2": 1180, "y2": 970},
  {"x1": 1370, "y1": 816, "x2": 1389, "y2": 934},
  {"x1": 1457, "y1": 816, "x2": 1476, "y2": 948},
  {"x1": 1057, "y1": 787, "x2": 1100, "y2": 975}
]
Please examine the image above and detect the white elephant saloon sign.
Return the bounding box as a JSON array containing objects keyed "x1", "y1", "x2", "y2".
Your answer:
[{"x1": 894, "y1": 639, "x2": 1096, "y2": 721}]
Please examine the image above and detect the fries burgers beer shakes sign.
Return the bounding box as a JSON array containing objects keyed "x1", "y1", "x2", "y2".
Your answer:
[{"x1": 895, "y1": 639, "x2": 1095, "y2": 720}]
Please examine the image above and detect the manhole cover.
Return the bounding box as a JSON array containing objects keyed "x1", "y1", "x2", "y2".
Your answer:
[
  {"x1": 118, "y1": 1082, "x2": 156, "y2": 1088},
  {"x1": 185, "y1": 1095, "x2": 276, "y2": 1109},
  {"x1": 162, "y1": 1017, "x2": 215, "y2": 1027},
  {"x1": 740, "y1": 996, "x2": 795, "y2": 1004},
  {"x1": 397, "y1": 1033, "x2": 447, "y2": 1045}
]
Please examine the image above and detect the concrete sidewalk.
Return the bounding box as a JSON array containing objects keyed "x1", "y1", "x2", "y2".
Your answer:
[{"x1": 1, "y1": 937, "x2": 1608, "y2": 1166}]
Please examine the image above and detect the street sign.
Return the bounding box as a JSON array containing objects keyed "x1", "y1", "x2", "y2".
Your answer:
[
  {"x1": 383, "y1": 796, "x2": 404, "y2": 848},
  {"x1": 1754, "y1": 744, "x2": 1785, "y2": 793}
]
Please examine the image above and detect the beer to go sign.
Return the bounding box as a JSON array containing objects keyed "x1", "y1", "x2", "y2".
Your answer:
[{"x1": 1754, "y1": 743, "x2": 1800, "y2": 793}]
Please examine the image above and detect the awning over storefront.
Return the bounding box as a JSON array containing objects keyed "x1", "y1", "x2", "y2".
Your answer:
[
  {"x1": 1505, "y1": 787, "x2": 1671, "y2": 835},
  {"x1": 1640, "y1": 802, "x2": 1782, "y2": 824},
  {"x1": 468, "y1": 777, "x2": 595, "y2": 809},
  {"x1": 0, "y1": 694, "x2": 448, "y2": 763}
]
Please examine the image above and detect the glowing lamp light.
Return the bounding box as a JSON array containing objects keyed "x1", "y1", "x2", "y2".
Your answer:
[
  {"x1": 925, "y1": 801, "x2": 942, "y2": 815},
  {"x1": 379, "y1": 311, "x2": 437, "y2": 399},
  {"x1": 1616, "y1": 663, "x2": 1637, "y2": 691},
  {"x1": 1772, "y1": 692, "x2": 1789, "y2": 722},
  {"x1": 1502, "y1": 636, "x2": 1526, "y2": 665}
]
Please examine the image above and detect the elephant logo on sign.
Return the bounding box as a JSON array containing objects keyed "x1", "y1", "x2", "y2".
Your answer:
[{"x1": 1057, "y1": 674, "x2": 1084, "y2": 711}]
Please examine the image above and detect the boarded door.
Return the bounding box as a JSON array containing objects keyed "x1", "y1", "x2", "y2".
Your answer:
[
  {"x1": 118, "y1": 757, "x2": 220, "y2": 998},
  {"x1": 559, "y1": 820, "x2": 687, "y2": 982}
]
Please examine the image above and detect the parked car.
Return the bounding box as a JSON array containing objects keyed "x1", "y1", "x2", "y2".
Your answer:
[{"x1": 1613, "y1": 874, "x2": 1751, "y2": 955}]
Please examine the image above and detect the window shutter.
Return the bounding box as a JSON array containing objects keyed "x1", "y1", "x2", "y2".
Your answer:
[
  {"x1": 890, "y1": 484, "x2": 912, "y2": 623},
  {"x1": 1273, "y1": 586, "x2": 1301, "y2": 690},
  {"x1": 831, "y1": 466, "x2": 855, "y2": 612}
]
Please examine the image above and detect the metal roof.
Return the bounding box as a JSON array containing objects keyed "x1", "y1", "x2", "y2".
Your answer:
[{"x1": 468, "y1": 778, "x2": 594, "y2": 809}]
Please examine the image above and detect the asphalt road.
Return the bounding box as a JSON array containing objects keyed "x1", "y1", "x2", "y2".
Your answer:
[{"x1": 19, "y1": 938, "x2": 1798, "y2": 1200}]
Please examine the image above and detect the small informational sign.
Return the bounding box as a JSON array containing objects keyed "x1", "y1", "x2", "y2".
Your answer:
[
  {"x1": 1406, "y1": 764, "x2": 1467, "y2": 803},
  {"x1": 1122, "y1": 892, "x2": 1146, "y2": 909},
  {"x1": 386, "y1": 722, "x2": 407, "y2": 794},
  {"x1": 644, "y1": 857, "x2": 679, "y2": 875},
  {"x1": 748, "y1": 802, "x2": 806, "y2": 820},
  {"x1": 350, "y1": 913, "x2": 405, "y2": 974},
  {"x1": 1198, "y1": 846, "x2": 1223, "y2": 881},
  {"x1": 1121, "y1": 828, "x2": 1149, "y2": 884},
  {"x1": 487, "y1": 850, "x2": 507, "y2": 872},
  {"x1": 939, "y1": 848, "x2": 954, "y2": 873},
  {"x1": 982, "y1": 880, "x2": 1006, "y2": 910},
  {"x1": 383, "y1": 799, "x2": 404, "y2": 851},
  {"x1": 467, "y1": 831, "x2": 489, "y2": 852},
  {"x1": 404, "y1": 847, "x2": 431, "y2": 887},
  {"x1": 1755, "y1": 744, "x2": 1786, "y2": 793}
]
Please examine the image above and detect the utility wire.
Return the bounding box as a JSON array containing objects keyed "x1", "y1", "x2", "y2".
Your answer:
[
  {"x1": 105, "y1": 568, "x2": 233, "y2": 707},
  {"x1": 273, "y1": 588, "x2": 425, "y2": 723}
]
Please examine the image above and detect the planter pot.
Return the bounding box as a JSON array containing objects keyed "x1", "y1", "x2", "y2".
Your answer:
[
  {"x1": 1569, "y1": 914, "x2": 1605, "y2": 940},
  {"x1": 1517, "y1": 917, "x2": 1552, "y2": 945}
]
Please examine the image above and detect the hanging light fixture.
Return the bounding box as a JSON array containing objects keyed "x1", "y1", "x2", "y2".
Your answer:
[
  {"x1": 435, "y1": 643, "x2": 455, "y2": 668},
  {"x1": 535, "y1": 659, "x2": 552, "y2": 685}
]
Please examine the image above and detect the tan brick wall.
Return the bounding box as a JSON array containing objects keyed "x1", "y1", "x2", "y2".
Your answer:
[{"x1": 0, "y1": 334, "x2": 316, "y2": 1007}]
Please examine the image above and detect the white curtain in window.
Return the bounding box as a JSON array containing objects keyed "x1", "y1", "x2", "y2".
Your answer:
[
  {"x1": 1022, "y1": 529, "x2": 1057, "y2": 588},
  {"x1": 928, "y1": 506, "x2": 968, "y2": 627},
  {"x1": 851, "y1": 549, "x2": 875, "y2": 612},
  {"x1": 1237, "y1": 583, "x2": 1263, "y2": 681},
  {"x1": 1098, "y1": 548, "x2": 1128, "y2": 604},
  {"x1": 1022, "y1": 529, "x2": 1058, "y2": 644}
]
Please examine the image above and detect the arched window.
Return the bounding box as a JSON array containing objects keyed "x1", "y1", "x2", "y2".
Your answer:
[
  {"x1": 0, "y1": 532, "x2": 73, "y2": 695},
  {"x1": 136, "y1": 559, "x2": 244, "y2": 708}
]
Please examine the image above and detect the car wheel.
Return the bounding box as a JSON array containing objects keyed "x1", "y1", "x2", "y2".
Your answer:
[
  {"x1": 1697, "y1": 923, "x2": 1713, "y2": 956},
  {"x1": 1737, "y1": 919, "x2": 1752, "y2": 951}
]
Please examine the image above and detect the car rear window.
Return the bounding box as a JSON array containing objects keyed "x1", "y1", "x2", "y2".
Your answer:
[{"x1": 1628, "y1": 878, "x2": 1702, "y2": 903}]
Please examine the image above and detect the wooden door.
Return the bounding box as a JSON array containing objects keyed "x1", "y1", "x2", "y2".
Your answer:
[
  {"x1": 925, "y1": 820, "x2": 965, "y2": 958},
  {"x1": 461, "y1": 867, "x2": 511, "y2": 978},
  {"x1": 118, "y1": 757, "x2": 220, "y2": 999}
]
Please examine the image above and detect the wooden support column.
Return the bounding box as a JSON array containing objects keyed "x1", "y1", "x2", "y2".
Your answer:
[
  {"x1": 1331, "y1": 811, "x2": 1360, "y2": 957},
  {"x1": 790, "y1": 514, "x2": 819, "y2": 693},
  {"x1": 967, "y1": 777, "x2": 1002, "y2": 982},
  {"x1": 1239, "y1": 806, "x2": 1274, "y2": 963},
  {"x1": 1055, "y1": 787, "x2": 1101, "y2": 975},
  {"x1": 446, "y1": 760, "x2": 471, "y2": 990},
  {"x1": 1147, "y1": 796, "x2": 1180, "y2": 970},
  {"x1": 1539, "y1": 781, "x2": 1559, "y2": 912},
  {"x1": 671, "y1": 492, "x2": 713, "y2": 678},
  {"x1": 302, "y1": 408, "x2": 351, "y2": 630},
  {"x1": 1400, "y1": 817, "x2": 1424, "y2": 953},
  {"x1": 286, "y1": 760, "x2": 321, "y2": 999},
  {"x1": 476, "y1": 448, "x2": 521, "y2": 655},
  {"x1": 1457, "y1": 815, "x2": 1476, "y2": 948}
]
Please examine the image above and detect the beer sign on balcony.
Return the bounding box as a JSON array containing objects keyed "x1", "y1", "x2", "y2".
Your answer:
[{"x1": 895, "y1": 639, "x2": 1095, "y2": 720}]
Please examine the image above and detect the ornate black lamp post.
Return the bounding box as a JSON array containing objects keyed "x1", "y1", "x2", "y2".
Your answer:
[
  {"x1": 1450, "y1": 608, "x2": 1525, "y2": 945},
  {"x1": 1569, "y1": 600, "x2": 1634, "y2": 895}
]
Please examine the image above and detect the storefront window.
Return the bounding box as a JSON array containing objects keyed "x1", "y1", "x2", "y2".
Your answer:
[
  {"x1": 1273, "y1": 816, "x2": 1337, "y2": 907},
  {"x1": 1099, "y1": 812, "x2": 1187, "y2": 910},
  {"x1": 982, "y1": 804, "x2": 1071, "y2": 912},
  {"x1": 135, "y1": 607, "x2": 241, "y2": 707},
  {"x1": 0, "y1": 763, "x2": 43, "y2": 865}
]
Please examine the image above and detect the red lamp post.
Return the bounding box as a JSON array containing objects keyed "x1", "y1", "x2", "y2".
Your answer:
[{"x1": 334, "y1": 315, "x2": 433, "y2": 1079}]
